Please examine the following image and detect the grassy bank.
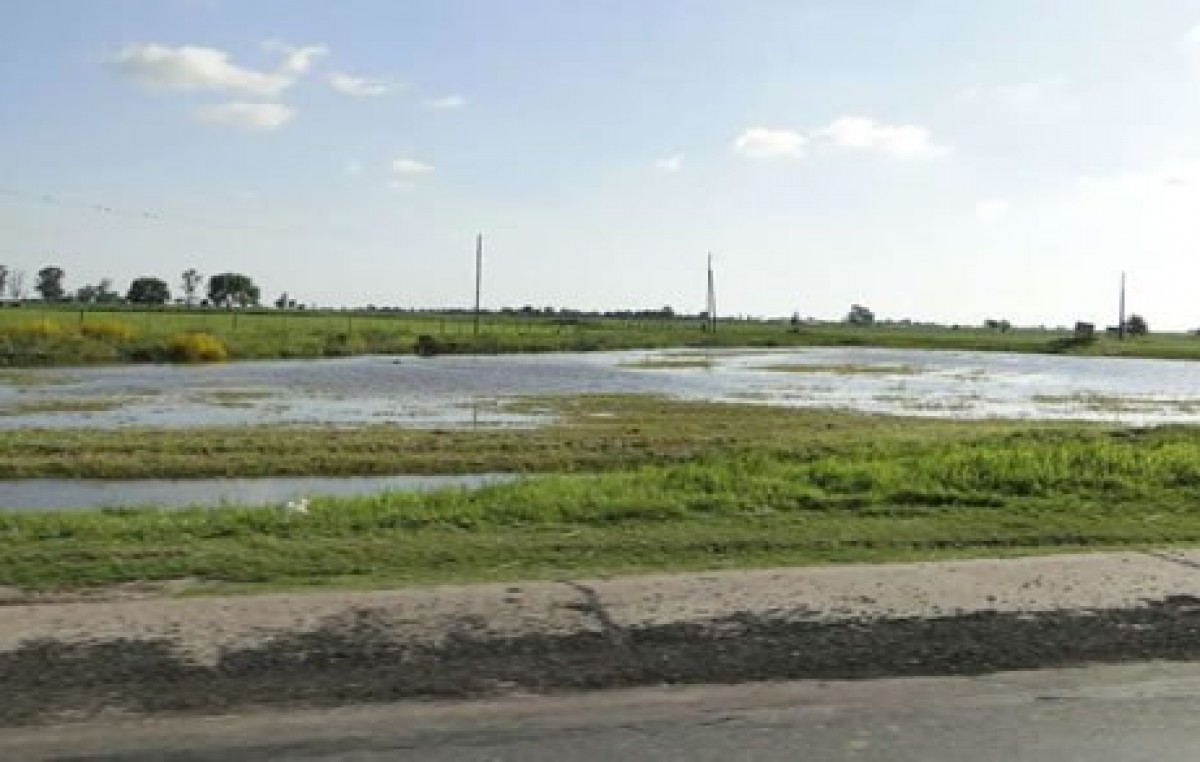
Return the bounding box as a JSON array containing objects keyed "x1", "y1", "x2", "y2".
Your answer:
[
  {"x1": 4, "y1": 432, "x2": 1200, "y2": 590},
  {"x1": 4, "y1": 396, "x2": 1200, "y2": 591},
  {"x1": 0, "y1": 396, "x2": 1058, "y2": 479},
  {"x1": 3, "y1": 304, "x2": 1200, "y2": 365}
]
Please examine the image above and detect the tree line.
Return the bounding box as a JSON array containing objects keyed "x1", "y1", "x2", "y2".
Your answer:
[{"x1": 0, "y1": 266, "x2": 262, "y2": 308}]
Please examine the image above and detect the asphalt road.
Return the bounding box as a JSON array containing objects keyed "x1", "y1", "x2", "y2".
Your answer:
[{"x1": 8, "y1": 662, "x2": 1200, "y2": 761}]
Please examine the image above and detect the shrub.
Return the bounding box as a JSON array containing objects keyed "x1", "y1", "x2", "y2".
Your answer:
[
  {"x1": 165, "y1": 332, "x2": 228, "y2": 362},
  {"x1": 80, "y1": 319, "x2": 138, "y2": 342},
  {"x1": 3, "y1": 319, "x2": 70, "y2": 338}
]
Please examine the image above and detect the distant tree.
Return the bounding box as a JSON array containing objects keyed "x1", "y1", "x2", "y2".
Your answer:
[
  {"x1": 207, "y1": 272, "x2": 260, "y2": 307},
  {"x1": 9, "y1": 269, "x2": 26, "y2": 299},
  {"x1": 127, "y1": 277, "x2": 171, "y2": 305},
  {"x1": 0, "y1": 266, "x2": 8, "y2": 298},
  {"x1": 75, "y1": 278, "x2": 122, "y2": 304},
  {"x1": 181, "y1": 268, "x2": 203, "y2": 306},
  {"x1": 35, "y1": 266, "x2": 65, "y2": 301},
  {"x1": 1126, "y1": 314, "x2": 1149, "y2": 337},
  {"x1": 95, "y1": 278, "x2": 121, "y2": 303},
  {"x1": 846, "y1": 304, "x2": 875, "y2": 326}
]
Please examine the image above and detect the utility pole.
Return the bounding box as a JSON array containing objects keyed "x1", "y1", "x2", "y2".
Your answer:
[
  {"x1": 706, "y1": 253, "x2": 717, "y2": 332},
  {"x1": 474, "y1": 233, "x2": 483, "y2": 336},
  {"x1": 1118, "y1": 271, "x2": 1126, "y2": 341}
]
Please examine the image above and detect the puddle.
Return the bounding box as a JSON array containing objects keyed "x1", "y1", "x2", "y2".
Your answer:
[{"x1": 0, "y1": 473, "x2": 520, "y2": 512}]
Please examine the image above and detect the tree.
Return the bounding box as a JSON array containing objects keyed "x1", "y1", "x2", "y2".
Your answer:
[
  {"x1": 127, "y1": 276, "x2": 171, "y2": 305},
  {"x1": 35, "y1": 266, "x2": 65, "y2": 301},
  {"x1": 207, "y1": 272, "x2": 260, "y2": 307},
  {"x1": 9, "y1": 269, "x2": 26, "y2": 299},
  {"x1": 0, "y1": 266, "x2": 8, "y2": 298},
  {"x1": 846, "y1": 304, "x2": 875, "y2": 326},
  {"x1": 181, "y1": 268, "x2": 203, "y2": 306},
  {"x1": 75, "y1": 278, "x2": 121, "y2": 304},
  {"x1": 1126, "y1": 314, "x2": 1149, "y2": 337}
]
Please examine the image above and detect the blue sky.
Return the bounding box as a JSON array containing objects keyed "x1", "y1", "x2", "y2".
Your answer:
[{"x1": 4, "y1": 1, "x2": 1200, "y2": 327}]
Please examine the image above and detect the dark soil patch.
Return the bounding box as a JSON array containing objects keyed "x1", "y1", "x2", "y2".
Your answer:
[{"x1": 6, "y1": 597, "x2": 1200, "y2": 726}]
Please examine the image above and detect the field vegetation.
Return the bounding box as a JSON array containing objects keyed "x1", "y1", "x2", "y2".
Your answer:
[
  {"x1": 3, "y1": 304, "x2": 1200, "y2": 365},
  {"x1": 4, "y1": 396, "x2": 1200, "y2": 592}
]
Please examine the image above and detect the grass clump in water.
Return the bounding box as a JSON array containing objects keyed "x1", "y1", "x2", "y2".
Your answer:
[
  {"x1": 763, "y1": 363, "x2": 921, "y2": 375},
  {"x1": 620, "y1": 357, "x2": 714, "y2": 370}
]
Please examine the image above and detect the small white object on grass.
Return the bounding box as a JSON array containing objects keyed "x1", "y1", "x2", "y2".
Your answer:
[{"x1": 282, "y1": 497, "x2": 310, "y2": 515}]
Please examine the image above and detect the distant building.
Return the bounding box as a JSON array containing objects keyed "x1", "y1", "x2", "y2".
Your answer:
[{"x1": 1074, "y1": 321, "x2": 1095, "y2": 338}]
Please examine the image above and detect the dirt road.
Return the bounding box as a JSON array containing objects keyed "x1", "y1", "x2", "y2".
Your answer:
[{"x1": 4, "y1": 550, "x2": 1200, "y2": 726}]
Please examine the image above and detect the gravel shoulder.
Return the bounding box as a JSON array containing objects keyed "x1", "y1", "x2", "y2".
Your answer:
[{"x1": 5, "y1": 550, "x2": 1200, "y2": 726}]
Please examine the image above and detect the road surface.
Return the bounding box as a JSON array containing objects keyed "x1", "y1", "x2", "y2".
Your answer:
[{"x1": 5, "y1": 662, "x2": 1200, "y2": 760}]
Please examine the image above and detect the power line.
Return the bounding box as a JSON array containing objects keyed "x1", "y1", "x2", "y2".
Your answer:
[{"x1": 0, "y1": 186, "x2": 322, "y2": 236}]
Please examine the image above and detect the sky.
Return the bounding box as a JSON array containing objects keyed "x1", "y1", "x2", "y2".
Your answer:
[{"x1": 4, "y1": 1, "x2": 1200, "y2": 327}]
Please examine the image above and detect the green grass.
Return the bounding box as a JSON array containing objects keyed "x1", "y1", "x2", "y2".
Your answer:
[
  {"x1": 2, "y1": 304, "x2": 1200, "y2": 365},
  {"x1": 5, "y1": 396, "x2": 1200, "y2": 592},
  {"x1": 5, "y1": 432, "x2": 1200, "y2": 591}
]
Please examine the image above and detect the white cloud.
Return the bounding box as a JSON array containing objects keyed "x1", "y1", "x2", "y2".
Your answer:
[
  {"x1": 654, "y1": 154, "x2": 684, "y2": 172},
  {"x1": 328, "y1": 73, "x2": 397, "y2": 97},
  {"x1": 732, "y1": 127, "x2": 806, "y2": 159},
  {"x1": 111, "y1": 44, "x2": 285, "y2": 96},
  {"x1": 974, "y1": 198, "x2": 1010, "y2": 223},
  {"x1": 391, "y1": 157, "x2": 435, "y2": 176},
  {"x1": 814, "y1": 116, "x2": 949, "y2": 159},
  {"x1": 426, "y1": 94, "x2": 467, "y2": 110},
  {"x1": 194, "y1": 102, "x2": 294, "y2": 131},
  {"x1": 110, "y1": 42, "x2": 320, "y2": 97},
  {"x1": 961, "y1": 77, "x2": 1075, "y2": 122},
  {"x1": 262, "y1": 40, "x2": 328, "y2": 76}
]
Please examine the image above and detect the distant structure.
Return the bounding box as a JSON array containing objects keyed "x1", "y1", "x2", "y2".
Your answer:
[
  {"x1": 474, "y1": 233, "x2": 483, "y2": 336},
  {"x1": 1117, "y1": 271, "x2": 1127, "y2": 341},
  {"x1": 705, "y1": 253, "x2": 717, "y2": 332},
  {"x1": 1074, "y1": 321, "x2": 1095, "y2": 339}
]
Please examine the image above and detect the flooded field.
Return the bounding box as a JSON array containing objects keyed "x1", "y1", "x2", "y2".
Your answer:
[{"x1": 2, "y1": 348, "x2": 1200, "y2": 428}]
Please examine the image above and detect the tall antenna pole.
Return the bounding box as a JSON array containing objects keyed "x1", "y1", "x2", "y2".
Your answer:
[
  {"x1": 1118, "y1": 271, "x2": 1126, "y2": 341},
  {"x1": 474, "y1": 233, "x2": 483, "y2": 336},
  {"x1": 706, "y1": 253, "x2": 717, "y2": 332}
]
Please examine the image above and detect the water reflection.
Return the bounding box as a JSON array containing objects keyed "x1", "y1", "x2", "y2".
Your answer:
[{"x1": 0, "y1": 473, "x2": 520, "y2": 512}]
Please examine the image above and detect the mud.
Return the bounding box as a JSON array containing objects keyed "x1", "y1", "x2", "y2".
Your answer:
[{"x1": 5, "y1": 597, "x2": 1200, "y2": 726}]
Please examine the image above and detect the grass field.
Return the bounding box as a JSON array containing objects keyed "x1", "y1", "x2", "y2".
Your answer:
[
  {"x1": 4, "y1": 395, "x2": 1200, "y2": 592},
  {"x1": 3, "y1": 303, "x2": 1200, "y2": 364}
]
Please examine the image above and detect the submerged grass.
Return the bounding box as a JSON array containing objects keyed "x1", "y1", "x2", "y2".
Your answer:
[
  {"x1": 0, "y1": 395, "x2": 1044, "y2": 479},
  {"x1": 5, "y1": 395, "x2": 1200, "y2": 591},
  {"x1": 0, "y1": 398, "x2": 130, "y2": 416},
  {"x1": 619, "y1": 358, "x2": 715, "y2": 370},
  {"x1": 763, "y1": 363, "x2": 922, "y2": 375}
]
